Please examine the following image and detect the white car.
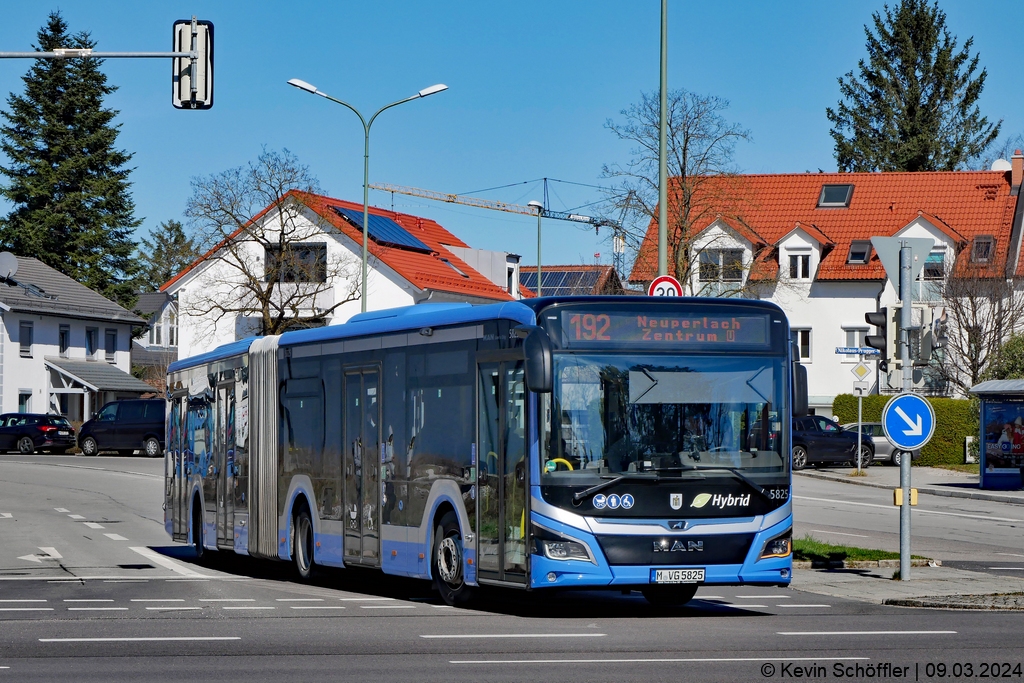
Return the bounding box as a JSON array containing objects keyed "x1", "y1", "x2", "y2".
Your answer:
[{"x1": 842, "y1": 422, "x2": 921, "y2": 466}]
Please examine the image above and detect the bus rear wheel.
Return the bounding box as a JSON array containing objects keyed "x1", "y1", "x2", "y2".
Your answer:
[
  {"x1": 641, "y1": 583, "x2": 699, "y2": 606},
  {"x1": 191, "y1": 501, "x2": 204, "y2": 561},
  {"x1": 433, "y1": 511, "x2": 473, "y2": 606},
  {"x1": 293, "y1": 507, "x2": 315, "y2": 581}
]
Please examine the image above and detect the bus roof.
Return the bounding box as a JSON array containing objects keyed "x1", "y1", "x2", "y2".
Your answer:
[{"x1": 168, "y1": 337, "x2": 259, "y2": 374}]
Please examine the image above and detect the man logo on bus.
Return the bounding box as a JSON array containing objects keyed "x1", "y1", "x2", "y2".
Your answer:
[
  {"x1": 670, "y1": 493, "x2": 683, "y2": 510},
  {"x1": 593, "y1": 494, "x2": 607, "y2": 509}
]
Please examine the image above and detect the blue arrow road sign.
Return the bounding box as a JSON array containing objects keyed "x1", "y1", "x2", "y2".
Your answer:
[{"x1": 881, "y1": 393, "x2": 936, "y2": 451}]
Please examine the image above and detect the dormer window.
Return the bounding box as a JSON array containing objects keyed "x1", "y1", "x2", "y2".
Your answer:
[
  {"x1": 971, "y1": 235, "x2": 995, "y2": 263},
  {"x1": 818, "y1": 184, "x2": 854, "y2": 208},
  {"x1": 788, "y1": 253, "x2": 811, "y2": 279},
  {"x1": 847, "y1": 240, "x2": 871, "y2": 264}
]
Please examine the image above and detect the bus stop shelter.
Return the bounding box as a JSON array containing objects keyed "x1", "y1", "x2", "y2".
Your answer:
[{"x1": 969, "y1": 379, "x2": 1024, "y2": 490}]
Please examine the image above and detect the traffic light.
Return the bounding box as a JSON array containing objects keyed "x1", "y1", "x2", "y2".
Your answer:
[
  {"x1": 932, "y1": 307, "x2": 949, "y2": 349},
  {"x1": 865, "y1": 305, "x2": 900, "y2": 371},
  {"x1": 916, "y1": 306, "x2": 934, "y2": 365}
]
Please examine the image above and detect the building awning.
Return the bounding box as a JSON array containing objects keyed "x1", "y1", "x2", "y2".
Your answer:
[{"x1": 45, "y1": 358, "x2": 156, "y2": 394}]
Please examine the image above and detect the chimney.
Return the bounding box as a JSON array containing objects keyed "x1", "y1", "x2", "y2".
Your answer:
[{"x1": 1013, "y1": 149, "x2": 1024, "y2": 190}]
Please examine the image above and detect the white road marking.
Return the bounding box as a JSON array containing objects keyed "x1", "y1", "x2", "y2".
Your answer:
[
  {"x1": 694, "y1": 595, "x2": 723, "y2": 599},
  {"x1": 776, "y1": 604, "x2": 832, "y2": 608},
  {"x1": 83, "y1": 522, "x2": 104, "y2": 529},
  {"x1": 103, "y1": 533, "x2": 128, "y2": 541},
  {"x1": 103, "y1": 580, "x2": 148, "y2": 583},
  {"x1": 68, "y1": 514, "x2": 85, "y2": 520},
  {"x1": 0, "y1": 513, "x2": 12, "y2": 518},
  {"x1": 64, "y1": 599, "x2": 114, "y2": 603},
  {"x1": 199, "y1": 599, "x2": 254, "y2": 602},
  {"x1": 795, "y1": 495, "x2": 1022, "y2": 522},
  {"x1": 19, "y1": 547, "x2": 63, "y2": 563},
  {"x1": 276, "y1": 598, "x2": 324, "y2": 602},
  {"x1": 778, "y1": 630, "x2": 956, "y2": 636},
  {"x1": 39, "y1": 547, "x2": 62, "y2": 559},
  {"x1": 361, "y1": 604, "x2": 415, "y2": 609},
  {"x1": 67, "y1": 607, "x2": 128, "y2": 611},
  {"x1": 726, "y1": 604, "x2": 766, "y2": 608},
  {"x1": 290, "y1": 606, "x2": 346, "y2": 610},
  {"x1": 809, "y1": 529, "x2": 870, "y2": 538},
  {"x1": 223, "y1": 606, "x2": 275, "y2": 610},
  {"x1": 422, "y1": 633, "x2": 606, "y2": 639},
  {"x1": 734, "y1": 595, "x2": 790, "y2": 599},
  {"x1": 0, "y1": 599, "x2": 46, "y2": 603},
  {"x1": 340, "y1": 597, "x2": 394, "y2": 601},
  {"x1": 131, "y1": 599, "x2": 185, "y2": 602},
  {"x1": 450, "y1": 656, "x2": 869, "y2": 665},
  {"x1": 164, "y1": 578, "x2": 209, "y2": 582},
  {"x1": 988, "y1": 567, "x2": 1024, "y2": 570},
  {"x1": 129, "y1": 546, "x2": 206, "y2": 577},
  {"x1": 54, "y1": 508, "x2": 70, "y2": 513},
  {"x1": 995, "y1": 552, "x2": 1024, "y2": 558},
  {"x1": 39, "y1": 637, "x2": 239, "y2": 642},
  {"x1": 145, "y1": 606, "x2": 202, "y2": 611},
  {"x1": 0, "y1": 608, "x2": 53, "y2": 612}
]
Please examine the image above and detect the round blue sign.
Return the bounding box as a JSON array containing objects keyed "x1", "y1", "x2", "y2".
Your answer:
[{"x1": 881, "y1": 393, "x2": 936, "y2": 451}]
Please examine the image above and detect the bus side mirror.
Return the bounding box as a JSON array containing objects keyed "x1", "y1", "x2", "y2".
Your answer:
[
  {"x1": 793, "y1": 362, "x2": 808, "y2": 418},
  {"x1": 514, "y1": 325, "x2": 552, "y2": 394}
]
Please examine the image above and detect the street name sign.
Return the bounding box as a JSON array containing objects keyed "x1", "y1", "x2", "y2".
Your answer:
[
  {"x1": 835, "y1": 346, "x2": 881, "y2": 356},
  {"x1": 881, "y1": 393, "x2": 936, "y2": 451}
]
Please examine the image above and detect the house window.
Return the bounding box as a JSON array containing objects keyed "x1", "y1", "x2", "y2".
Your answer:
[
  {"x1": 59, "y1": 324, "x2": 70, "y2": 358},
  {"x1": 923, "y1": 251, "x2": 945, "y2": 280},
  {"x1": 917, "y1": 250, "x2": 946, "y2": 302},
  {"x1": 105, "y1": 329, "x2": 117, "y2": 362},
  {"x1": 788, "y1": 253, "x2": 811, "y2": 279},
  {"x1": 18, "y1": 391, "x2": 31, "y2": 413},
  {"x1": 86, "y1": 327, "x2": 98, "y2": 360},
  {"x1": 698, "y1": 249, "x2": 744, "y2": 282},
  {"x1": 847, "y1": 241, "x2": 871, "y2": 264},
  {"x1": 265, "y1": 243, "x2": 327, "y2": 283},
  {"x1": 971, "y1": 236, "x2": 994, "y2": 263},
  {"x1": 817, "y1": 184, "x2": 854, "y2": 207},
  {"x1": 844, "y1": 327, "x2": 868, "y2": 360},
  {"x1": 168, "y1": 309, "x2": 177, "y2": 346},
  {"x1": 19, "y1": 321, "x2": 33, "y2": 358},
  {"x1": 793, "y1": 329, "x2": 812, "y2": 361}
]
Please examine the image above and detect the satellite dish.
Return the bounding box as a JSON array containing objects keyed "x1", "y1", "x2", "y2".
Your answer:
[
  {"x1": 0, "y1": 252, "x2": 17, "y2": 280},
  {"x1": 991, "y1": 158, "x2": 1012, "y2": 171}
]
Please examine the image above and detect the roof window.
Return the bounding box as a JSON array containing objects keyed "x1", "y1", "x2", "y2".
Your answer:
[
  {"x1": 847, "y1": 240, "x2": 871, "y2": 264},
  {"x1": 440, "y1": 258, "x2": 469, "y2": 278},
  {"x1": 818, "y1": 184, "x2": 854, "y2": 208},
  {"x1": 971, "y1": 235, "x2": 995, "y2": 263}
]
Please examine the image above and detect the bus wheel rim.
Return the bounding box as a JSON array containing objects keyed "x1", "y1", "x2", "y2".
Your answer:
[{"x1": 438, "y1": 536, "x2": 462, "y2": 585}]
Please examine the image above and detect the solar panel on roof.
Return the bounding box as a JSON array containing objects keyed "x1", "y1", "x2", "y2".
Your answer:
[{"x1": 331, "y1": 206, "x2": 433, "y2": 253}]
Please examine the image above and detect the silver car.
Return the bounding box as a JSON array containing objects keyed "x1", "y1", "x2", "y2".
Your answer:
[{"x1": 842, "y1": 422, "x2": 920, "y2": 466}]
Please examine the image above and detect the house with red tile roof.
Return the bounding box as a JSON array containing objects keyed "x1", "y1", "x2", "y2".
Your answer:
[
  {"x1": 629, "y1": 156, "x2": 1024, "y2": 411},
  {"x1": 162, "y1": 191, "x2": 523, "y2": 359}
]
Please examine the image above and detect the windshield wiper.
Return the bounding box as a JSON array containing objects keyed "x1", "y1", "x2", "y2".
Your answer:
[
  {"x1": 675, "y1": 465, "x2": 773, "y2": 502},
  {"x1": 572, "y1": 472, "x2": 655, "y2": 503}
]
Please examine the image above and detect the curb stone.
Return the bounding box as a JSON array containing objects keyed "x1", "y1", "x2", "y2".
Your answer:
[
  {"x1": 793, "y1": 559, "x2": 937, "y2": 569},
  {"x1": 795, "y1": 470, "x2": 1024, "y2": 506},
  {"x1": 884, "y1": 594, "x2": 1024, "y2": 610}
]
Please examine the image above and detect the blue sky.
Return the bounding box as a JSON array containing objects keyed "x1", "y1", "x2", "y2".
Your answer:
[{"x1": 1, "y1": 1, "x2": 1021, "y2": 273}]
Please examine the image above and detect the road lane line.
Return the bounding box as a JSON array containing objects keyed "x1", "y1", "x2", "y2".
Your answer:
[
  {"x1": 68, "y1": 515, "x2": 85, "y2": 520},
  {"x1": 83, "y1": 522, "x2": 105, "y2": 529},
  {"x1": 361, "y1": 604, "x2": 415, "y2": 609},
  {"x1": 68, "y1": 607, "x2": 128, "y2": 611},
  {"x1": 726, "y1": 604, "x2": 766, "y2": 608},
  {"x1": 734, "y1": 595, "x2": 790, "y2": 599},
  {"x1": 995, "y1": 552, "x2": 1024, "y2": 558},
  {"x1": 809, "y1": 529, "x2": 869, "y2": 538},
  {"x1": 1, "y1": 513, "x2": 13, "y2": 518},
  {"x1": 54, "y1": 508, "x2": 70, "y2": 513},
  {"x1": 776, "y1": 604, "x2": 831, "y2": 608},
  {"x1": 0, "y1": 599, "x2": 46, "y2": 603},
  {"x1": 129, "y1": 547, "x2": 207, "y2": 577},
  {"x1": 39, "y1": 637, "x2": 239, "y2": 642},
  {"x1": 145, "y1": 606, "x2": 202, "y2": 611},
  {"x1": 64, "y1": 599, "x2": 114, "y2": 603},
  {"x1": 0, "y1": 608, "x2": 53, "y2": 612},
  {"x1": 795, "y1": 495, "x2": 1021, "y2": 522},
  {"x1": 450, "y1": 656, "x2": 869, "y2": 665},
  {"x1": 104, "y1": 533, "x2": 128, "y2": 541},
  {"x1": 223, "y1": 606, "x2": 275, "y2": 610},
  {"x1": 290, "y1": 606, "x2": 346, "y2": 610},
  {"x1": 199, "y1": 599, "x2": 254, "y2": 602},
  {"x1": 276, "y1": 598, "x2": 324, "y2": 602},
  {"x1": 422, "y1": 634, "x2": 606, "y2": 639},
  {"x1": 131, "y1": 599, "x2": 185, "y2": 602},
  {"x1": 988, "y1": 567, "x2": 1024, "y2": 570},
  {"x1": 778, "y1": 634, "x2": 954, "y2": 638},
  {"x1": 339, "y1": 597, "x2": 394, "y2": 601}
]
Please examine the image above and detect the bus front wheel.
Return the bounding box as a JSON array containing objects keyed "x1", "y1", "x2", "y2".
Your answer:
[
  {"x1": 293, "y1": 507, "x2": 315, "y2": 581},
  {"x1": 641, "y1": 583, "x2": 699, "y2": 606},
  {"x1": 433, "y1": 511, "x2": 473, "y2": 606}
]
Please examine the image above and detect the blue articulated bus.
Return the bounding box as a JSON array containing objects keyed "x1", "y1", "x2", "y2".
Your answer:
[{"x1": 164, "y1": 296, "x2": 807, "y2": 606}]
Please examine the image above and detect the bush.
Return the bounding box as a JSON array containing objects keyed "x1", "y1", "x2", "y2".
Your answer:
[{"x1": 832, "y1": 394, "x2": 977, "y2": 467}]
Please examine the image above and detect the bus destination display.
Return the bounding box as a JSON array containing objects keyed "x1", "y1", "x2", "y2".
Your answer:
[{"x1": 560, "y1": 310, "x2": 769, "y2": 348}]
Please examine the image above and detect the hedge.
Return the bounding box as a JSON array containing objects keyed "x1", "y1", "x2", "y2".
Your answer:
[{"x1": 832, "y1": 394, "x2": 978, "y2": 467}]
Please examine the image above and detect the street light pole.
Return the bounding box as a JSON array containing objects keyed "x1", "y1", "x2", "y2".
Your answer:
[
  {"x1": 528, "y1": 200, "x2": 543, "y2": 296},
  {"x1": 287, "y1": 79, "x2": 447, "y2": 312}
]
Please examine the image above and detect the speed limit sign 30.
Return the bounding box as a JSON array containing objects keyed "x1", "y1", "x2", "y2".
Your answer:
[{"x1": 648, "y1": 275, "x2": 683, "y2": 297}]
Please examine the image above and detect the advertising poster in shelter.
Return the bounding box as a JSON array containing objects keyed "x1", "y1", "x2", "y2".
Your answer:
[{"x1": 982, "y1": 401, "x2": 1024, "y2": 472}]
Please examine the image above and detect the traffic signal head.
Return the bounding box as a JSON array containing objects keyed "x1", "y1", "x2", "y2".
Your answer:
[
  {"x1": 865, "y1": 305, "x2": 900, "y2": 370},
  {"x1": 932, "y1": 307, "x2": 949, "y2": 350}
]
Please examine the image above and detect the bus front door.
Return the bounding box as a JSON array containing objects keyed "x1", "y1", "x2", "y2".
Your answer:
[
  {"x1": 216, "y1": 383, "x2": 234, "y2": 548},
  {"x1": 344, "y1": 368, "x2": 381, "y2": 566},
  {"x1": 476, "y1": 357, "x2": 528, "y2": 585}
]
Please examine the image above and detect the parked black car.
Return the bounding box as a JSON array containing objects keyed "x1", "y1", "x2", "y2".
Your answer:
[
  {"x1": 0, "y1": 413, "x2": 76, "y2": 454},
  {"x1": 78, "y1": 399, "x2": 165, "y2": 457},
  {"x1": 792, "y1": 415, "x2": 873, "y2": 470}
]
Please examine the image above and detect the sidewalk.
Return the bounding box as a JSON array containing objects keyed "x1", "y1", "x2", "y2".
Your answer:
[
  {"x1": 793, "y1": 565, "x2": 1024, "y2": 609},
  {"x1": 796, "y1": 465, "x2": 1024, "y2": 505}
]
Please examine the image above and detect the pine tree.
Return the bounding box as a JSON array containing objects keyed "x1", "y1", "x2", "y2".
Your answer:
[
  {"x1": 0, "y1": 11, "x2": 141, "y2": 308},
  {"x1": 826, "y1": 0, "x2": 1000, "y2": 172},
  {"x1": 138, "y1": 220, "x2": 202, "y2": 291}
]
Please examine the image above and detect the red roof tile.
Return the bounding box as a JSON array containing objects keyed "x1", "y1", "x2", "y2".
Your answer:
[
  {"x1": 630, "y1": 171, "x2": 1019, "y2": 283},
  {"x1": 162, "y1": 191, "x2": 514, "y2": 302}
]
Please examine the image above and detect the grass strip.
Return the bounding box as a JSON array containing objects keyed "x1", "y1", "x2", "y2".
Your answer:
[{"x1": 793, "y1": 536, "x2": 926, "y2": 562}]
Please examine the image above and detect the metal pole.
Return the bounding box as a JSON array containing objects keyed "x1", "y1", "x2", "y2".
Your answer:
[
  {"x1": 361, "y1": 124, "x2": 370, "y2": 313},
  {"x1": 657, "y1": 0, "x2": 668, "y2": 277},
  {"x1": 856, "y1": 390, "x2": 863, "y2": 475},
  {"x1": 537, "y1": 211, "x2": 543, "y2": 297},
  {"x1": 899, "y1": 243, "x2": 913, "y2": 579}
]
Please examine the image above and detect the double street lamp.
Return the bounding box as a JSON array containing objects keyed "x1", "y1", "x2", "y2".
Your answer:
[{"x1": 287, "y1": 78, "x2": 448, "y2": 312}]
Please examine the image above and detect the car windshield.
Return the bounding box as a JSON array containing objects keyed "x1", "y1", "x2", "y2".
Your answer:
[{"x1": 541, "y1": 353, "x2": 787, "y2": 483}]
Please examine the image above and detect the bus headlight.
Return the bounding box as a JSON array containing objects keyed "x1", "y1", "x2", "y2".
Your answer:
[
  {"x1": 538, "y1": 539, "x2": 592, "y2": 562},
  {"x1": 760, "y1": 531, "x2": 792, "y2": 559}
]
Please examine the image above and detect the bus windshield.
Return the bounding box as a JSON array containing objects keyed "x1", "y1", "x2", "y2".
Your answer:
[{"x1": 542, "y1": 353, "x2": 786, "y2": 483}]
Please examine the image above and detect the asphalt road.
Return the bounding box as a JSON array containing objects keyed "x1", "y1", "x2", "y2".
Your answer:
[{"x1": 2, "y1": 454, "x2": 1024, "y2": 682}]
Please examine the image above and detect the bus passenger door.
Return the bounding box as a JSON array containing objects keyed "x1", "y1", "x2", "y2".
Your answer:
[
  {"x1": 476, "y1": 357, "x2": 528, "y2": 584},
  {"x1": 217, "y1": 384, "x2": 234, "y2": 548},
  {"x1": 343, "y1": 368, "x2": 381, "y2": 565},
  {"x1": 167, "y1": 398, "x2": 184, "y2": 542}
]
